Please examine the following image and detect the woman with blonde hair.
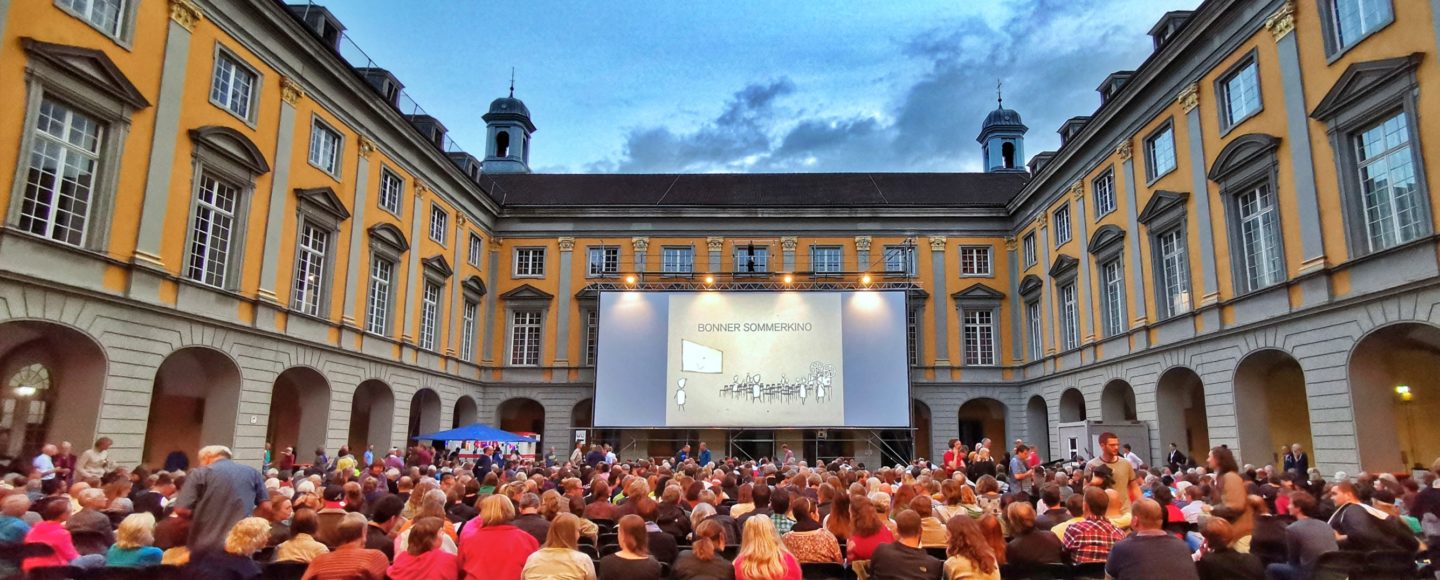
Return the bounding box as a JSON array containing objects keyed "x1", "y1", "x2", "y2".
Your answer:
[
  {"x1": 387, "y1": 517, "x2": 458, "y2": 580},
  {"x1": 522, "y1": 513, "x2": 596, "y2": 580},
  {"x1": 396, "y1": 489, "x2": 458, "y2": 553},
  {"x1": 673, "y1": 519, "x2": 733, "y2": 579},
  {"x1": 598, "y1": 514, "x2": 661, "y2": 580},
  {"x1": 943, "y1": 514, "x2": 1000, "y2": 580},
  {"x1": 188, "y1": 517, "x2": 270, "y2": 579},
  {"x1": 458, "y1": 495, "x2": 540, "y2": 579},
  {"x1": 106, "y1": 512, "x2": 162, "y2": 567},
  {"x1": 733, "y1": 516, "x2": 800, "y2": 580},
  {"x1": 403, "y1": 479, "x2": 438, "y2": 520}
]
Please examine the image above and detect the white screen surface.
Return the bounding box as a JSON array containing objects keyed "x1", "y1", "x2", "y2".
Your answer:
[{"x1": 594, "y1": 291, "x2": 910, "y2": 428}]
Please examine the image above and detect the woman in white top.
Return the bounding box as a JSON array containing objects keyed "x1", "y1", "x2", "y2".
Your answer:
[{"x1": 523, "y1": 513, "x2": 597, "y2": 580}]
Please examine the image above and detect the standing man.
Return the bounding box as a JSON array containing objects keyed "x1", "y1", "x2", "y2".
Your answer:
[
  {"x1": 53, "y1": 442, "x2": 76, "y2": 485},
  {"x1": 172, "y1": 445, "x2": 266, "y2": 556},
  {"x1": 1085, "y1": 433, "x2": 1140, "y2": 514},
  {"x1": 74, "y1": 437, "x2": 112, "y2": 481},
  {"x1": 1122, "y1": 444, "x2": 1144, "y2": 472},
  {"x1": 604, "y1": 444, "x2": 617, "y2": 465},
  {"x1": 31, "y1": 445, "x2": 62, "y2": 493},
  {"x1": 584, "y1": 444, "x2": 605, "y2": 467},
  {"x1": 697, "y1": 442, "x2": 712, "y2": 466},
  {"x1": 675, "y1": 444, "x2": 691, "y2": 465},
  {"x1": 544, "y1": 446, "x2": 557, "y2": 468},
  {"x1": 1010, "y1": 445, "x2": 1033, "y2": 492},
  {"x1": 1166, "y1": 443, "x2": 1186, "y2": 473},
  {"x1": 781, "y1": 444, "x2": 795, "y2": 465},
  {"x1": 1027, "y1": 441, "x2": 1043, "y2": 468},
  {"x1": 570, "y1": 441, "x2": 585, "y2": 465},
  {"x1": 1283, "y1": 444, "x2": 1308, "y2": 475},
  {"x1": 363, "y1": 444, "x2": 375, "y2": 467},
  {"x1": 942, "y1": 439, "x2": 965, "y2": 476}
]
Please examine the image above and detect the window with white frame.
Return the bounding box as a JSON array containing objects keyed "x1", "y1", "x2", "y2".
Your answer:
[
  {"x1": 460, "y1": 300, "x2": 477, "y2": 361},
  {"x1": 963, "y1": 310, "x2": 996, "y2": 365},
  {"x1": 1356, "y1": 111, "x2": 1425, "y2": 252},
  {"x1": 509, "y1": 310, "x2": 543, "y2": 366},
  {"x1": 1145, "y1": 122, "x2": 1176, "y2": 181},
  {"x1": 1022, "y1": 234, "x2": 1036, "y2": 267},
  {"x1": 185, "y1": 173, "x2": 239, "y2": 288},
  {"x1": 585, "y1": 310, "x2": 599, "y2": 366},
  {"x1": 377, "y1": 168, "x2": 403, "y2": 215},
  {"x1": 1326, "y1": 0, "x2": 1393, "y2": 54},
  {"x1": 1053, "y1": 205, "x2": 1072, "y2": 246},
  {"x1": 419, "y1": 282, "x2": 440, "y2": 350},
  {"x1": 18, "y1": 98, "x2": 103, "y2": 247},
  {"x1": 1219, "y1": 56, "x2": 1262, "y2": 130},
  {"x1": 55, "y1": 0, "x2": 125, "y2": 38},
  {"x1": 1101, "y1": 259, "x2": 1126, "y2": 337},
  {"x1": 291, "y1": 221, "x2": 329, "y2": 316},
  {"x1": 960, "y1": 246, "x2": 991, "y2": 276},
  {"x1": 210, "y1": 49, "x2": 257, "y2": 122},
  {"x1": 883, "y1": 245, "x2": 916, "y2": 276},
  {"x1": 661, "y1": 247, "x2": 694, "y2": 274},
  {"x1": 733, "y1": 245, "x2": 769, "y2": 273},
  {"x1": 468, "y1": 234, "x2": 483, "y2": 267},
  {"x1": 364, "y1": 257, "x2": 393, "y2": 335},
  {"x1": 812, "y1": 246, "x2": 843, "y2": 273},
  {"x1": 308, "y1": 119, "x2": 342, "y2": 175},
  {"x1": 1026, "y1": 300, "x2": 1043, "y2": 360},
  {"x1": 1156, "y1": 228, "x2": 1191, "y2": 318},
  {"x1": 1235, "y1": 184, "x2": 1284, "y2": 292},
  {"x1": 587, "y1": 246, "x2": 620, "y2": 276},
  {"x1": 514, "y1": 247, "x2": 545, "y2": 277},
  {"x1": 906, "y1": 307, "x2": 919, "y2": 366},
  {"x1": 1093, "y1": 170, "x2": 1116, "y2": 217},
  {"x1": 428, "y1": 204, "x2": 448, "y2": 243},
  {"x1": 1059, "y1": 282, "x2": 1079, "y2": 351}
]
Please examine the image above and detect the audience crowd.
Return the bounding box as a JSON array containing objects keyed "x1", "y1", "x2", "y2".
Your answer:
[{"x1": 0, "y1": 432, "x2": 1431, "y2": 579}]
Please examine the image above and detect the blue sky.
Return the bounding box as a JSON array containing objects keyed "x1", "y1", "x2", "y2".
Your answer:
[{"x1": 325, "y1": 0, "x2": 1199, "y2": 173}]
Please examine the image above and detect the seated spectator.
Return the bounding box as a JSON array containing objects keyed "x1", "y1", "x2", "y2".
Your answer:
[
  {"x1": 459, "y1": 494, "x2": 540, "y2": 579},
  {"x1": 365, "y1": 494, "x2": 403, "y2": 560},
  {"x1": 314, "y1": 484, "x2": 348, "y2": 547},
  {"x1": 734, "y1": 516, "x2": 801, "y2": 580},
  {"x1": 585, "y1": 479, "x2": 617, "y2": 521},
  {"x1": 767, "y1": 490, "x2": 795, "y2": 535},
  {"x1": 186, "y1": 516, "x2": 269, "y2": 580},
  {"x1": 155, "y1": 513, "x2": 191, "y2": 565},
  {"x1": 106, "y1": 512, "x2": 163, "y2": 567},
  {"x1": 1034, "y1": 484, "x2": 1068, "y2": 531},
  {"x1": 846, "y1": 494, "x2": 894, "y2": 561},
  {"x1": 522, "y1": 512, "x2": 595, "y2": 580},
  {"x1": 24, "y1": 496, "x2": 104, "y2": 572},
  {"x1": 955, "y1": 485, "x2": 984, "y2": 520},
  {"x1": 909, "y1": 495, "x2": 948, "y2": 547},
  {"x1": 943, "y1": 515, "x2": 1000, "y2": 580},
  {"x1": 275, "y1": 508, "x2": 330, "y2": 563},
  {"x1": 396, "y1": 489, "x2": 458, "y2": 550},
  {"x1": 729, "y1": 483, "x2": 756, "y2": 520},
  {"x1": 301, "y1": 512, "x2": 389, "y2": 580},
  {"x1": 1103, "y1": 499, "x2": 1198, "y2": 580},
  {"x1": 780, "y1": 496, "x2": 841, "y2": 564},
  {"x1": 67, "y1": 487, "x2": 114, "y2": 552},
  {"x1": 1005, "y1": 501, "x2": 1063, "y2": 566},
  {"x1": 260, "y1": 493, "x2": 294, "y2": 547},
  {"x1": 977, "y1": 514, "x2": 1007, "y2": 567},
  {"x1": 674, "y1": 519, "x2": 735, "y2": 579},
  {"x1": 599, "y1": 514, "x2": 662, "y2": 580},
  {"x1": 636, "y1": 496, "x2": 680, "y2": 565},
  {"x1": 1180, "y1": 485, "x2": 1208, "y2": 524},
  {"x1": 657, "y1": 485, "x2": 692, "y2": 541},
  {"x1": 1266, "y1": 491, "x2": 1338, "y2": 580},
  {"x1": 387, "y1": 516, "x2": 458, "y2": 580},
  {"x1": 1061, "y1": 487, "x2": 1125, "y2": 564},
  {"x1": 514, "y1": 492, "x2": 552, "y2": 544},
  {"x1": 870, "y1": 510, "x2": 942, "y2": 580},
  {"x1": 822, "y1": 492, "x2": 851, "y2": 543},
  {"x1": 0, "y1": 493, "x2": 32, "y2": 543},
  {"x1": 1327, "y1": 481, "x2": 1418, "y2": 552},
  {"x1": 1196, "y1": 517, "x2": 1263, "y2": 580}
]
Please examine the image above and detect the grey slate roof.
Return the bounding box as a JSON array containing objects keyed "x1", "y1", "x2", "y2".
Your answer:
[{"x1": 480, "y1": 172, "x2": 1029, "y2": 208}]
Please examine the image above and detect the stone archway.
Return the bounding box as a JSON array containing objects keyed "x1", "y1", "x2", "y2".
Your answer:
[
  {"x1": 1156, "y1": 366, "x2": 1209, "y2": 465},
  {"x1": 1059, "y1": 388, "x2": 1087, "y2": 422},
  {"x1": 913, "y1": 399, "x2": 933, "y2": 461},
  {"x1": 1234, "y1": 349, "x2": 1312, "y2": 468},
  {"x1": 1101, "y1": 380, "x2": 1137, "y2": 422},
  {"x1": 957, "y1": 398, "x2": 1007, "y2": 450},
  {"x1": 144, "y1": 347, "x2": 243, "y2": 468},
  {"x1": 407, "y1": 388, "x2": 442, "y2": 443},
  {"x1": 498, "y1": 398, "x2": 545, "y2": 435},
  {"x1": 268, "y1": 367, "x2": 331, "y2": 461},
  {"x1": 1349, "y1": 323, "x2": 1440, "y2": 472},
  {"x1": 453, "y1": 395, "x2": 478, "y2": 428},
  {"x1": 1026, "y1": 395, "x2": 1051, "y2": 461},
  {"x1": 348, "y1": 380, "x2": 394, "y2": 454},
  {"x1": 0, "y1": 321, "x2": 107, "y2": 462}
]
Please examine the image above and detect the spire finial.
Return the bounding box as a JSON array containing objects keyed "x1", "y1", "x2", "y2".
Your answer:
[
  {"x1": 996, "y1": 78, "x2": 1004, "y2": 108},
  {"x1": 509, "y1": 67, "x2": 515, "y2": 98}
]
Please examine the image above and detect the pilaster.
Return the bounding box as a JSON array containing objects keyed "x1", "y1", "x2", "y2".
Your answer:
[
  {"x1": 928, "y1": 236, "x2": 949, "y2": 369},
  {"x1": 554, "y1": 237, "x2": 575, "y2": 365}
]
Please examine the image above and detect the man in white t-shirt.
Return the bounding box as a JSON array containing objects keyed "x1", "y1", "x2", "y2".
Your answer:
[
  {"x1": 32, "y1": 444, "x2": 58, "y2": 481},
  {"x1": 1123, "y1": 444, "x2": 1145, "y2": 472}
]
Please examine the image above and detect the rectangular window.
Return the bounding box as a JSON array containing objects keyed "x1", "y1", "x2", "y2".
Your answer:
[
  {"x1": 661, "y1": 247, "x2": 694, "y2": 274},
  {"x1": 1022, "y1": 234, "x2": 1037, "y2": 267},
  {"x1": 1330, "y1": 0, "x2": 1393, "y2": 52},
  {"x1": 365, "y1": 258, "x2": 392, "y2": 335},
  {"x1": 1026, "y1": 300, "x2": 1043, "y2": 360},
  {"x1": 210, "y1": 50, "x2": 257, "y2": 121},
  {"x1": 1093, "y1": 170, "x2": 1116, "y2": 217},
  {"x1": 185, "y1": 173, "x2": 239, "y2": 288},
  {"x1": 1053, "y1": 205, "x2": 1072, "y2": 246},
  {"x1": 428, "y1": 204, "x2": 448, "y2": 243},
  {"x1": 733, "y1": 246, "x2": 769, "y2": 273},
  {"x1": 377, "y1": 168, "x2": 403, "y2": 215},
  {"x1": 1220, "y1": 59, "x2": 1261, "y2": 130},
  {"x1": 960, "y1": 246, "x2": 992, "y2": 276},
  {"x1": 460, "y1": 300, "x2": 477, "y2": 362},
  {"x1": 55, "y1": 0, "x2": 124, "y2": 37},
  {"x1": 884, "y1": 245, "x2": 916, "y2": 276},
  {"x1": 963, "y1": 310, "x2": 996, "y2": 366},
  {"x1": 1059, "y1": 283, "x2": 1079, "y2": 351},
  {"x1": 1101, "y1": 259, "x2": 1126, "y2": 337},
  {"x1": 18, "y1": 98, "x2": 102, "y2": 247},
  {"x1": 585, "y1": 310, "x2": 599, "y2": 366},
  {"x1": 509, "y1": 310, "x2": 542, "y2": 366},
  {"x1": 812, "y1": 246, "x2": 843, "y2": 273},
  {"x1": 1146, "y1": 123, "x2": 1176, "y2": 181},
  {"x1": 419, "y1": 282, "x2": 440, "y2": 351},
  {"x1": 1355, "y1": 110, "x2": 1424, "y2": 252},
  {"x1": 308, "y1": 119, "x2": 342, "y2": 175},
  {"x1": 468, "y1": 234, "x2": 483, "y2": 267},
  {"x1": 1157, "y1": 228, "x2": 1191, "y2": 318},
  {"x1": 291, "y1": 222, "x2": 329, "y2": 316},
  {"x1": 1236, "y1": 184, "x2": 1284, "y2": 292},
  {"x1": 587, "y1": 246, "x2": 620, "y2": 276},
  {"x1": 906, "y1": 308, "x2": 919, "y2": 366},
  {"x1": 514, "y1": 248, "x2": 545, "y2": 277}
]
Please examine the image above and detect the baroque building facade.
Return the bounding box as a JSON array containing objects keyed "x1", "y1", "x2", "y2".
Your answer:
[{"x1": 1, "y1": 0, "x2": 1438, "y2": 474}]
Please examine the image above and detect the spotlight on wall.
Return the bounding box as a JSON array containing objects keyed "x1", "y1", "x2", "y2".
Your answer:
[
  {"x1": 861, "y1": 274, "x2": 872, "y2": 285},
  {"x1": 704, "y1": 275, "x2": 714, "y2": 285},
  {"x1": 783, "y1": 274, "x2": 794, "y2": 284},
  {"x1": 1397, "y1": 384, "x2": 1413, "y2": 401},
  {"x1": 625, "y1": 274, "x2": 637, "y2": 285}
]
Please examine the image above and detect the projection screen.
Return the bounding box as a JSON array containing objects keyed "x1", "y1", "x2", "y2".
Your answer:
[{"x1": 593, "y1": 291, "x2": 910, "y2": 428}]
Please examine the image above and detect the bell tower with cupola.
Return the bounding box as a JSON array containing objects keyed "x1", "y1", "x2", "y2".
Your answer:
[
  {"x1": 482, "y1": 80, "x2": 536, "y2": 174},
  {"x1": 977, "y1": 86, "x2": 1028, "y2": 173}
]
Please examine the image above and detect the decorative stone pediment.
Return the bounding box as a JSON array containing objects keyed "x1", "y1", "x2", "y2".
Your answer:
[
  {"x1": 1048, "y1": 255, "x2": 1079, "y2": 279},
  {"x1": 1087, "y1": 225, "x2": 1126, "y2": 256},
  {"x1": 952, "y1": 283, "x2": 1005, "y2": 303},
  {"x1": 501, "y1": 284, "x2": 554, "y2": 302},
  {"x1": 462, "y1": 276, "x2": 487, "y2": 298},
  {"x1": 1311, "y1": 53, "x2": 1423, "y2": 121},
  {"x1": 22, "y1": 38, "x2": 149, "y2": 109},
  {"x1": 1137, "y1": 190, "x2": 1189, "y2": 225},
  {"x1": 1018, "y1": 275, "x2": 1044, "y2": 297},
  {"x1": 422, "y1": 256, "x2": 453, "y2": 279},
  {"x1": 190, "y1": 126, "x2": 269, "y2": 174},
  {"x1": 1208, "y1": 133, "x2": 1280, "y2": 182},
  {"x1": 367, "y1": 223, "x2": 409, "y2": 256},
  {"x1": 294, "y1": 187, "x2": 351, "y2": 222}
]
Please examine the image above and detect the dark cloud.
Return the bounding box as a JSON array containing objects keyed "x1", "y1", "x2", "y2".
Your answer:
[{"x1": 589, "y1": 1, "x2": 1179, "y2": 173}]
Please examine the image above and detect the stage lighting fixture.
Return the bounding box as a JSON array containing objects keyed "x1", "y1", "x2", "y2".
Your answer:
[
  {"x1": 625, "y1": 275, "x2": 637, "y2": 284},
  {"x1": 704, "y1": 275, "x2": 714, "y2": 285},
  {"x1": 861, "y1": 274, "x2": 872, "y2": 284},
  {"x1": 783, "y1": 274, "x2": 793, "y2": 284}
]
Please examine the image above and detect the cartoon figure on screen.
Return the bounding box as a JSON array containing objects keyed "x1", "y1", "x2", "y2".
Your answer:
[
  {"x1": 675, "y1": 377, "x2": 687, "y2": 411},
  {"x1": 750, "y1": 373, "x2": 762, "y2": 400},
  {"x1": 813, "y1": 362, "x2": 832, "y2": 401}
]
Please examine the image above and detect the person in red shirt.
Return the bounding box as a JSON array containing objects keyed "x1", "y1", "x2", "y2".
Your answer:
[
  {"x1": 457, "y1": 495, "x2": 539, "y2": 579},
  {"x1": 844, "y1": 495, "x2": 894, "y2": 561},
  {"x1": 23, "y1": 497, "x2": 97, "y2": 572},
  {"x1": 941, "y1": 439, "x2": 966, "y2": 476}
]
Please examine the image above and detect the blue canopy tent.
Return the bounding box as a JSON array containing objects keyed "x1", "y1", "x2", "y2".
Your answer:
[{"x1": 415, "y1": 423, "x2": 535, "y2": 442}]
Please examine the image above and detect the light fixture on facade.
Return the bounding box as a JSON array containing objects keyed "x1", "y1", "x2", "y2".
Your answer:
[
  {"x1": 1397, "y1": 384, "x2": 1413, "y2": 401},
  {"x1": 783, "y1": 274, "x2": 793, "y2": 284},
  {"x1": 625, "y1": 274, "x2": 637, "y2": 285},
  {"x1": 861, "y1": 274, "x2": 872, "y2": 285},
  {"x1": 13, "y1": 386, "x2": 35, "y2": 397},
  {"x1": 704, "y1": 275, "x2": 714, "y2": 285}
]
